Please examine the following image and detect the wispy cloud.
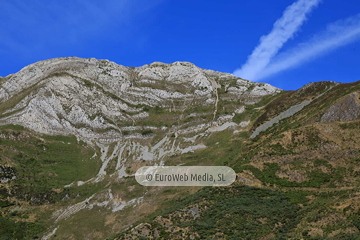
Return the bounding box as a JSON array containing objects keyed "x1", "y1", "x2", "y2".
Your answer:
[
  {"x1": 233, "y1": 0, "x2": 321, "y2": 81},
  {"x1": 255, "y1": 14, "x2": 360, "y2": 80},
  {"x1": 0, "y1": 0, "x2": 161, "y2": 56}
]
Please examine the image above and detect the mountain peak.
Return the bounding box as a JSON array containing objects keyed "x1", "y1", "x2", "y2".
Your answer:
[{"x1": 0, "y1": 57, "x2": 280, "y2": 141}]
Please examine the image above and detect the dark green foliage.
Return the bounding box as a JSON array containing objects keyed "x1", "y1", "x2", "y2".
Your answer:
[
  {"x1": 237, "y1": 131, "x2": 249, "y2": 139},
  {"x1": 233, "y1": 112, "x2": 247, "y2": 123},
  {"x1": 82, "y1": 79, "x2": 96, "y2": 88},
  {"x1": 153, "y1": 106, "x2": 163, "y2": 114},
  {"x1": 284, "y1": 190, "x2": 313, "y2": 205},
  {"x1": 114, "y1": 186, "x2": 301, "y2": 239},
  {"x1": 328, "y1": 232, "x2": 360, "y2": 240},
  {"x1": 242, "y1": 163, "x2": 298, "y2": 187},
  {"x1": 0, "y1": 124, "x2": 24, "y2": 131},
  {"x1": 242, "y1": 163, "x2": 334, "y2": 188},
  {"x1": 192, "y1": 187, "x2": 299, "y2": 239},
  {"x1": 141, "y1": 129, "x2": 154, "y2": 135},
  {"x1": 0, "y1": 199, "x2": 14, "y2": 208},
  {"x1": 352, "y1": 215, "x2": 360, "y2": 230},
  {"x1": 0, "y1": 216, "x2": 45, "y2": 240},
  {"x1": 12, "y1": 184, "x2": 56, "y2": 205},
  {"x1": 267, "y1": 143, "x2": 293, "y2": 155},
  {"x1": 339, "y1": 122, "x2": 360, "y2": 129}
]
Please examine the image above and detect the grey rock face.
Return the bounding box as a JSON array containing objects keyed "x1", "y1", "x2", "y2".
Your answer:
[
  {"x1": 0, "y1": 57, "x2": 280, "y2": 141},
  {"x1": 320, "y1": 93, "x2": 360, "y2": 123}
]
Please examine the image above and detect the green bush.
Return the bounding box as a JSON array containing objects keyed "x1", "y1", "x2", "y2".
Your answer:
[{"x1": 141, "y1": 129, "x2": 154, "y2": 135}]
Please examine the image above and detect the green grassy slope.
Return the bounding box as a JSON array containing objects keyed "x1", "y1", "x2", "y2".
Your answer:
[
  {"x1": 0, "y1": 125, "x2": 102, "y2": 239},
  {"x1": 110, "y1": 81, "x2": 360, "y2": 239}
]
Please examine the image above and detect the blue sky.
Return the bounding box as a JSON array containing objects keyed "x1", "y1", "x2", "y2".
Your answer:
[{"x1": 1, "y1": 0, "x2": 360, "y2": 90}]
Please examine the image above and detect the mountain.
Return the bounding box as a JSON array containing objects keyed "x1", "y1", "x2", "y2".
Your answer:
[{"x1": 0, "y1": 57, "x2": 359, "y2": 239}]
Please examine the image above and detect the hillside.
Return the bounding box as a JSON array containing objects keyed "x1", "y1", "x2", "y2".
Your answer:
[{"x1": 0, "y1": 57, "x2": 359, "y2": 239}]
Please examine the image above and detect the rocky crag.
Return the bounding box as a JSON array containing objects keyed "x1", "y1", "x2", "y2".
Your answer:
[{"x1": 1, "y1": 57, "x2": 359, "y2": 239}]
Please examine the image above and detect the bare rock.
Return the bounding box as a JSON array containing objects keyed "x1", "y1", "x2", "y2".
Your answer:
[{"x1": 321, "y1": 92, "x2": 360, "y2": 123}]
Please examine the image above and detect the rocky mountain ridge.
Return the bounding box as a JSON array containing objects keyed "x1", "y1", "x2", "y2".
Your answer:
[
  {"x1": 0, "y1": 57, "x2": 279, "y2": 141},
  {"x1": 1, "y1": 57, "x2": 359, "y2": 240},
  {"x1": 0, "y1": 57, "x2": 281, "y2": 187}
]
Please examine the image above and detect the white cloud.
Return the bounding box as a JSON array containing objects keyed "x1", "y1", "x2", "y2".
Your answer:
[
  {"x1": 255, "y1": 14, "x2": 360, "y2": 80},
  {"x1": 233, "y1": 0, "x2": 321, "y2": 81}
]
